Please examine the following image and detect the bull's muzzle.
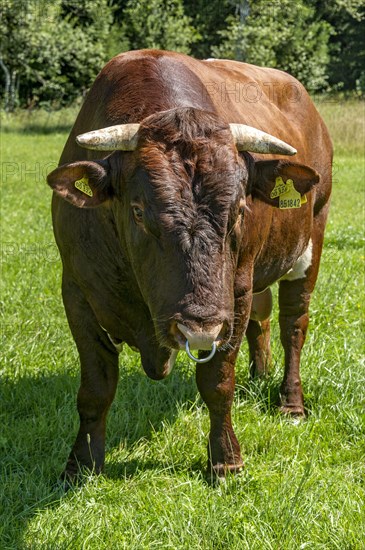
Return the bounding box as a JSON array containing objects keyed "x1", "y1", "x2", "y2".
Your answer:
[{"x1": 177, "y1": 322, "x2": 222, "y2": 363}]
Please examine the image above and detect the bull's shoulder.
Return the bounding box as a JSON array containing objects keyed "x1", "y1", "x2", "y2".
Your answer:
[
  {"x1": 201, "y1": 58, "x2": 311, "y2": 110},
  {"x1": 201, "y1": 58, "x2": 332, "y2": 161},
  {"x1": 201, "y1": 58, "x2": 301, "y2": 84}
]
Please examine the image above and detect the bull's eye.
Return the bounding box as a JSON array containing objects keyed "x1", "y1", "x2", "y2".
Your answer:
[{"x1": 131, "y1": 203, "x2": 144, "y2": 223}]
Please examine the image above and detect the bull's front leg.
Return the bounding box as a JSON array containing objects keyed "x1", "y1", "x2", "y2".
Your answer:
[
  {"x1": 62, "y1": 277, "x2": 119, "y2": 482},
  {"x1": 67, "y1": 344, "x2": 119, "y2": 479},
  {"x1": 195, "y1": 293, "x2": 250, "y2": 479},
  {"x1": 196, "y1": 354, "x2": 243, "y2": 479}
]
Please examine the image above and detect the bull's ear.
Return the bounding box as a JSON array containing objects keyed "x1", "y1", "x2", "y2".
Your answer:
[
  {"x1": 251, "y1": 160, "x2": 320, "y2": 206},
  {"x1": 47, "y1": 160, "x2": 112, "y2": 208}
]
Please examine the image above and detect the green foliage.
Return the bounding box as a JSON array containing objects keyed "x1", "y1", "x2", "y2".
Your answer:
[
  {"x1": 1, "y1": 100, "x2": 364, "y2": 549},
  {"x1": 0, "y1": 0, "x2": 364, "y2": 106},
  {"x1": 0, "y1": 0, "x2": 114, "y2": 109},
  {"x1": 182, "y1": 0, "x2": 233, "y2": 58},
  {"x1": 211, "y1": 0, "x2": 332, "y2": 92},
  {"x1": 120, "y1": 0, "x2": 200, "y2": 54},
  {"x1": 312, "y1": 0, "x2": 365, "y2": 92}
]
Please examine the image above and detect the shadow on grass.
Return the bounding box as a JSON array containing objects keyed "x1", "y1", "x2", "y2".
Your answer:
[
  {"x1": 1, "y1": 357, "x2": 284, "y2": 547},
  {"x1": 105, "y1": 456, "x2": 206, "y2": 481},
  {"x1": 1, "y1": 361, "x2": 199, "y2": 474},
  {"x1": 0, "y1": 363, "x2": 199, "y2": 546}
]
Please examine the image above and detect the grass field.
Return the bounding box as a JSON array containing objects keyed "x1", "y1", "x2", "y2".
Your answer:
[{"x1": 1, "y1": 99, "x2": 364, "y2": 549}]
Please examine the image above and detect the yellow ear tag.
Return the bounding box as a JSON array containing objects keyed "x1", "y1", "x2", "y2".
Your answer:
[
  {"x1": 279, "y1": 179, "x2": 301, "y2": 209},
  {"x1": 270, "y1": 176, "x2": 288, "y2": 199},
  {"x1": 300, "y1": 194, "x2": 307, "y2": 205},
  {"x1": 74, "y1": 176, "x2": 93, "y2": 197}
]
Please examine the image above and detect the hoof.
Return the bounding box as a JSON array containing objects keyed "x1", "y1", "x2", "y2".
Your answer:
[
  {"x1": 60, "y1": 456, "x2": 100, "y2": 488},
  {"x1": 207, "y1": 462, "x2": 244, "y2": 484},
  {"x1": 62, "y1": 457, "x2": 82, "y2": 481},
  {"x1": 59, "y1": 468, "x2": 82, "y2": 491},
  {"x1": 279, "y1": 404, "x2": 305, "y2": 417},
  {"x1": 249, "y1": 365, "x2": 270, "y2": 379},
  {"x1": 51, "y1": 476, "x2": 75, "y2": 494}
]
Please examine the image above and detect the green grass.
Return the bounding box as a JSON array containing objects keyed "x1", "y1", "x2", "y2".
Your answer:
[{"x1": 1, "y1": 99, "x2": 364, "y2": 549}]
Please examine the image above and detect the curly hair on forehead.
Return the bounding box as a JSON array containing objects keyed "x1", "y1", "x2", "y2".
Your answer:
[
  {"x1": 133, "y1": 107, "x2": 245, "y2": 250},
  {"x1": 138, "y1": 107, "x2": 242, "y2": 191},
  {"x1": 140, "y1": 106, "x2": 232, "y2": 146}
]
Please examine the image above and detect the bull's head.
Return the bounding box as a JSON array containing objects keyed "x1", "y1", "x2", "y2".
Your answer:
[{"x1": 47, "y1": 108, "x2": 318, "y2": 367}]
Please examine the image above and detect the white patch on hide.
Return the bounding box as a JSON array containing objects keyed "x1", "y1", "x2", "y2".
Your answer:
[
  {"x1": 250, "y1": 287, "x2": 272, "y2": 321},
  {"x1": 281, "y1": 239, "x2": 313, "y2": 282}
]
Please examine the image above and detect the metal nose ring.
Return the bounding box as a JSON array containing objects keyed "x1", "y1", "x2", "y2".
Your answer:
[{"x1": 185, "y1": 340, "x2": 217, "y2": 363}]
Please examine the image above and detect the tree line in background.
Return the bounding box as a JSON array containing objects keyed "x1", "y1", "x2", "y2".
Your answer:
[{"x1": 1, "y1": 0, "x2": 364, "y2": 110}]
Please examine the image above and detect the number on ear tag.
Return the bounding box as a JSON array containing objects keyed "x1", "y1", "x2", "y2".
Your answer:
[
  {"x1": 279, "y1": 179, "x2": 301, "y2": 209},
  {"x1": 270, "y1": 176, "x2": 288, "y2": 199},
  {"x1": 75, "y1": 176, "x2": 93, "y2": 197}
]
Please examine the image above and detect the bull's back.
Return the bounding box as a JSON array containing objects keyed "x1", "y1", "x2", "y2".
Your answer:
[{"x1": 60, "y1": 50, "x2": 331, "y2": 167}]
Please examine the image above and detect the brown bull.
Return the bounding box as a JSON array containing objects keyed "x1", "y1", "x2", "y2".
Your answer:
[{"x1": 47, "y1": 49, "x2": 332, "y2": 481}]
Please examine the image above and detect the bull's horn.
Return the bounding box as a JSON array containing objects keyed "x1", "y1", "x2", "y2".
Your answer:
[
  {"x1": 76, "y1": 124, "x2": 140, "y2": 151},
  {"x1": 76, "y1": 122, "x2": 296, "y2": 155},
  {"x1": 229, "y1": 123, "x2": 297, "y2": 155}
]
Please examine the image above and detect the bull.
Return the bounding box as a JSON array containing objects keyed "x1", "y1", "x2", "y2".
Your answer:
[{"x1": 47, "y1": 49, "x2": 332, "y2": 480}]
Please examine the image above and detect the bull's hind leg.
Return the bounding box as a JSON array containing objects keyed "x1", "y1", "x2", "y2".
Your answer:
[
  {"x1": 62, "y1": 276, "x2": 119, "y2": 481},
  {"x1": 278, "y1": 223, "x2": 326, "y2": 415},
  {"x1": 278, "y1": 279, "x2": 309, "y2": 415},
  {"x1": 246, "y1": 319, "x2": 271, "y2": 377},
  {"x1": 246, "y1": 288, "x2": 272, "y2": 378},
  {"x1": 246, "y1": 288, "x2": 273, "y2": 377}
]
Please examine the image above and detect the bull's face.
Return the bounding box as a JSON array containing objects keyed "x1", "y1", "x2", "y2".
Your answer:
[
  {"x1": 119, "y1": 111, "x2": 247, "y2": 351},
  {"x1": 48, "y1": 107, "x2": 319, "y2": 357}
]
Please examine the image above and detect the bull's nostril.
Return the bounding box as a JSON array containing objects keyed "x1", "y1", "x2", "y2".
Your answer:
[
  {"x1": 169, "y1": 319, "x2": 231, "y2": 351},
  {"x1": 177, "y1": 322, "x2": 223, "y2": 351}
]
